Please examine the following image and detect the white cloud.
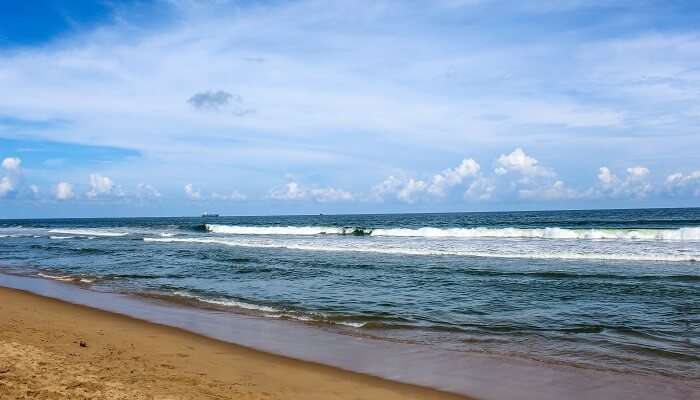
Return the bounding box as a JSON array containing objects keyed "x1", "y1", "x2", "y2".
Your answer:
[
  {"x1": 0, "y1": 157, "x2": 23, "y2": 198},
  {"x1": 593, "y1": 166, "x2": 653, "y2": 198},
  {"x1": 184, "y1": 183, "x2": 202, "y2": 200},
  {"x1": 369, "y1": 175, "x2": 404, "y2": 202},
  {"x1": 397, "y1": 178, "x2": 428, "y2": 203},
  {"x1": 87, "y1": 173, "x2": 121, "y2": 198},
  {"x1": 665, "y1": 170, "x2": 700, "y2": 196},
  {"x1": 54, "y1": 182, "x2": 75, "y2": 200},
  {"x1": 494, "y1": 148, "x2": 553, "y2": 178},
  {"x1": 211, "y1": 191, "x2": 247, "y2": 201},
  {"x1": 626, "y1": 166, "x2": 650, "y2": 179},
  {"x1": 136, "y1": 183, "x2": 161, "y2": 199},
  {"x1": 428, "y1": 158, "x2": 480, "y2": 196},
  {"x1": 1, "y1": 157, "x2": 21, "y2": 171},
  {"x1": 268, "y1": 182, "x2": 353, "y2": 202},
  {"x1": 268, "y1": 182, "x2": 306, "y2": 201},
  {"x1": 465, "y1": 177, "x2": 497, "y2": 200},
  {"x1": 0, "y1": 0, "x2": 676, "y2": 188},
  {"x1": 372, "y1": 158, "x2": 480, "y2": 202},
  {"x1": 0, "y1": 177, "x2": 14, "y2": 198},
  {"x1": 597, "y1": 167, "x2": 615, "y2": 186}
]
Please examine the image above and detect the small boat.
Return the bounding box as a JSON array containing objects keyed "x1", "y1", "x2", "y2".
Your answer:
[{"x1": 201, "y1": 212, "x2": 220, "y2": 217}]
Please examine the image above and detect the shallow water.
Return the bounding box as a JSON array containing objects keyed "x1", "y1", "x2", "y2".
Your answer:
[{"x1": 1, "y1": 208, "x2": 699, "y2": 381}]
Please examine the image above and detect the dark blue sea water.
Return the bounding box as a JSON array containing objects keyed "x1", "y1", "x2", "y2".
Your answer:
[{"x1": 1, "y1": 208, "x2": 699, "y2": 382}]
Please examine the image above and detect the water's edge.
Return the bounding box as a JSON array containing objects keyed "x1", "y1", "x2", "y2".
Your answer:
[{"x1": 1, "y1": 273, "x2": 696, "y2": 400}]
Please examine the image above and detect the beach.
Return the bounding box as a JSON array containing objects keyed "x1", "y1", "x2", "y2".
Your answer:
[{"x1": 0, "y1": 286, "x2": 466, "y2": 400}]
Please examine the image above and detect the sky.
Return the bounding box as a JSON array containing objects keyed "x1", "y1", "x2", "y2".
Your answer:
[{"x1": 1, "y1": 0, "x2": 700, "y2": 218}]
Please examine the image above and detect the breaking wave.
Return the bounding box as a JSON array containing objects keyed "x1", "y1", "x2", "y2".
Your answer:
[
  {"x1": 205, "y1": 224, "x2": 370, "y2": 236},
  {"x1": 204, "y1": 224, "x2": 700, "y2": 241},
  {"x1": 144, "y1": 237, "x2": 699, "y2": 262},
  {"x1": 48, "y1": 228, "x2": 129, "y2": 237}
]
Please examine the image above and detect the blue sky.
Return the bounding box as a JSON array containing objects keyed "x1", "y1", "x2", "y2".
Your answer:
[{"x1": 1, "y1": 0, "x2": 700, "y2": 218}]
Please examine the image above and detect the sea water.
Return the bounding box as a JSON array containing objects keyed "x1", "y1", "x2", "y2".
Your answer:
[{"x1": 1, "y1": 208, "x2": 698, "y2": 382}]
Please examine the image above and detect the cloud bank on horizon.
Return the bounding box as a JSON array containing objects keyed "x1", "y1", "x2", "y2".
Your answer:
[{"x1": 0, "y1": 0, "x2": 699, "y2": 217}]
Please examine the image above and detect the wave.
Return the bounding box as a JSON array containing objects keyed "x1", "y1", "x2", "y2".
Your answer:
[
  {"x1": 37, "y1": 272, "x2": 94, "y2": 283},
  {"x1": 48, "y1": 228, "x2": 128, "y2": 237},
  {"x1": 172, "y1": 291, "x2": 281, "y2": 312},
  {"x1": 205, "y1": 224, "x2": 370, "y2": 236},
  {"x1": 169, "y1": 291, "x2": 370, "y2": 327},
  {"x1": 143, "y1": 237, "x2": 699, "y2": 262},
  {"x1": 204, "y1": 224, "x2": 700, "y2": 241},
  {"x1": 373, "y1": 227, "x2": 700, "y2": 240}
]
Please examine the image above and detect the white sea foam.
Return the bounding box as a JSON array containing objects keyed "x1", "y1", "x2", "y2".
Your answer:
[
  {"x1": 205, "y1": 224, "x2": 700, "y2": 241},
  {"x1": 143, "y1": 237, "x2": 699, "y2": 262},
  {"x1": 173, "y1": 291, "x2": 280, "y2": 312},
  {"x1": 373, "y1": 226, "x2": 700, "y2": 241},
  {"x1": 170, "y1": 290, "x2": 368, "y2": 327},
  {"x1": 268, "y1": 313, "x2": 367, "y2": 328},
  {"x1": 37, "y1": 272, "x2": 74, "y2": 281},
  {"x1": 37, "y1": 272, "x2": 94, "y2": 283},
  {"x1": 206, "y1": 224, "x2": 346, "y2": 235},
  {"x1": 48, "y1": 228, "x2": 128, "y2": 237},
  {"x1": 50, "y1": 236, "x2": 75, "y2": 239}
]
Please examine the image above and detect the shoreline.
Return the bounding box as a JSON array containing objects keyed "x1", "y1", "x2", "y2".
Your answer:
[
  {"x1": 0, "y1": 285, "x2": 467, "y2": 400},
  {"x1": 1, "y1": 273, "x2": 698, "y2": 400}
]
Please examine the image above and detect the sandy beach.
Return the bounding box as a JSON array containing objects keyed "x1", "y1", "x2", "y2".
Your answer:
[{"x1": 0, "y1": 287, "x2": 468, "y2": 400}]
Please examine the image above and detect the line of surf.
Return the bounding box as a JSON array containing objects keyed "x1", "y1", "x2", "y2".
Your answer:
[
  {"x1": 144, "y1": 237, "x2": 698, "y2": 262},
  {"x1": 204, "y1": 224, "x2": 700, "y2": 241}
]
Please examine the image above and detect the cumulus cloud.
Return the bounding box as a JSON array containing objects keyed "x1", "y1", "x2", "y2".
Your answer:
[
  {"x1": 184, "y1": 183, "x2": 202, "y2": 200},
  {"x1": 494, "y1": 148, "x2": 554, "y2": 178},
  {"x1": 665, "y1": 170, "x2": 700, "y2": 196},
  {"x1": 268, "y1": 182, "x2": 353, "y2": 202},
  {"x1": 369, "y1": 175, "x2": 404, "y2": 202},
  {"x1": 0, "y1": 177, "x2": 14, "y2": 198},
  {"x1": 372, "y1": 149, "x2": 583, "y2": 203},
  {"x1": 465, "y1": 177, "x2": 497, "y2": 200},
  {"x1": 0, "y1": 157, "x2": 23, "y2": 198},
  {"x1": 86, "y1": 174, "x2": 122, "y2": 199},
  {"x1": 593, "y1": 166, "x2": 653, "y2": 198},
  {"x1": 597, "y1": 167, "x2": 615, "y2": 186},
  {"x1": 428, "y1": 159, "x2": 480, "y2": 196},
  {"x1": 54, "y1": 182, "x2": 75, "y2": 200},
  {"x1": 370, "y1": 175, "x2": 427, "y2": 203},
  {"x1": 1, "y1": 157, "x2": 21, "y2": 171},
  {"x1": 372, "y1": 158, "x2": 480, "y2": 203},
  {"x1": 397, "y1": 178, "x2": 428, "y2": 203}
]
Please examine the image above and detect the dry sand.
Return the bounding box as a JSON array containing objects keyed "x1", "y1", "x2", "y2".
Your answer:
[{"x1": 0, "y1": 287, "x2": 470, "y2": 400}]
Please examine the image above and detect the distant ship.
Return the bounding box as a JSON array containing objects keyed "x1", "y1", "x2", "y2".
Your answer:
[{"x1": 201, "y1": 212, "x2": 220, "y2": 217}]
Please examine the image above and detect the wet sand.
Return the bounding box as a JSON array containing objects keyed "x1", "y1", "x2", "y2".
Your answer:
[{"x1": 0, "y1": 287, "x2": 468, "y2": 400}]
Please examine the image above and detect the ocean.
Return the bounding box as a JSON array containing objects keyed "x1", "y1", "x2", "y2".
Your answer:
[{"x1": 1, "y1": 208, "x2": 699, "y2": 384}]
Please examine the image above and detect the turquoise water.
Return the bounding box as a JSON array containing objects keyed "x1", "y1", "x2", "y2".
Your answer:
[{"x1": 1, "y1": 208, "x2": 699, "y2": 381}]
